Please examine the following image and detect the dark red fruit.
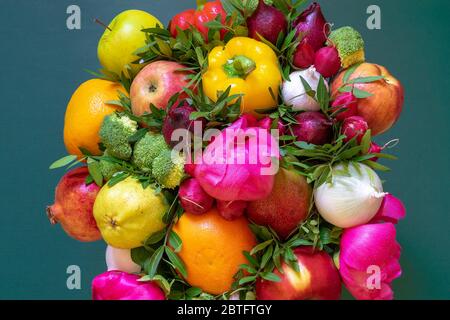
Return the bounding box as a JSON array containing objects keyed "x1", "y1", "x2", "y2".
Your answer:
[
  {"x1": 292, "y1": 112, "x2": 332, "y2": 145},
  {"x1": 162, "y1": 102, "x2": 205, "y2": 147},
  {"x1": 46, "y1": 167, "x2": 101, "y2": 242},
  {"x1": 247, "y1": 1, "x2": 288, "y2": 45},
  {"x1": 331, "y1": 92, "x2": 358, "y2": 121},
  {"x1": 314, "y1": 46, "x2": 341, "y2": 78},
  {"x1": 293, "y1": 41, "x2": 316, "y2": 69},
  {"x1": 341, "y1": 116, "x2": 369, "y2": 143},
  {"x1": 293, "y1": 2, "x2": 328, "y2": 51},
  {"x1": 179, "y1": 178, "x2": 214, "y2": 215}
]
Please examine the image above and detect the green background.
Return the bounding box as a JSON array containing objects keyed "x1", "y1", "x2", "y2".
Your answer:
[{"x1": 0, "y1": 0, "x2": 448, "y2": 299}]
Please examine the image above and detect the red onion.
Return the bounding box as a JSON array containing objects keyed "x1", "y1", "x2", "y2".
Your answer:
[
  {"x1": 292, "y1": 112, "x2": 332, "y2": 145},
  {"x1": 293, "y1": 41, "x2": 315, "y2": 69},
  {"x1": 341, "y1": 116, "x2": 369, "y2": 143},
  {"x1": 258, "y1": 117, "x2": 287, "y2": 136},
  {"x1": 314, "y1": 46, "x2": 341, "y2": 78},
  {"x1": 162, "y1": 102, "x2": 206, "y2": 147},
  {"x1": 247, "y1": 0, "x2": 288, "y2": 45},
  {"x1": 293, "y1": 2, "x2": 328, "y2": 51},
  {"x1": 331, "y1": 92, "x2": 358, "y2": 121},
  {"x1": 367, "y1": 142, "x2": 383, "y2": 162},
  {"x1": 217, "y1": 200, "x2": 247, "y2": 221},
  {"x1": 179, "y1": 178, "x2": 214, "y2": 215}
]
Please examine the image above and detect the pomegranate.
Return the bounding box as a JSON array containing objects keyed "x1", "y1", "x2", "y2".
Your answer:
[{"x1": 46, "y1": 167, "x2": 101, "y2": 242}]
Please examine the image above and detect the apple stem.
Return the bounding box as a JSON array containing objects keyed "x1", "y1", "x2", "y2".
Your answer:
[{"x1": 94, "y1": 18, "x2": 112, "y2": 31}]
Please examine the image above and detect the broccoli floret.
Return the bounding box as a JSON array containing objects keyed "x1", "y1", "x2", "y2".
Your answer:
[
  {"x1": 328, "y1": 26, "x2": 365, "y2": 68},
  {"x1": 99, "y1": 150, "x2": 123, "y2": 181},
  {"x1": 152, "y1": 149, "x2": 185, "y2": 189},
  {"x1": 99, "y1": 113, "x2": 138, "y2": 160},
  {"x1": 132, "y1": 133, "x2": 169, "y2": 172}
]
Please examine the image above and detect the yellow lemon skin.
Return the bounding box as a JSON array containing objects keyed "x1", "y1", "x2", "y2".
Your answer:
[
  {"x1": 97, "y1": 10, "x2": 163, "y2": 76},
  {"x1": 93, "y1": 177, "x2": 168, "y2": 249}
]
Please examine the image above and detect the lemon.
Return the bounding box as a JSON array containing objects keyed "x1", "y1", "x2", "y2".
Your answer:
[{"x1": 93, "y1": 177, "x2": 168, "y2": 249}]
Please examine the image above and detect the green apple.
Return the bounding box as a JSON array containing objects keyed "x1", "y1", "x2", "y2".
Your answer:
[{"x1": 97, "y1": 10, "x2": 163, "y2": 76}]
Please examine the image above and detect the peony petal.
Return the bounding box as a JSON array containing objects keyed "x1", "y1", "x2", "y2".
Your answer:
[
  {"x1": 339, "y1": 223, "x2": 402, "y2": 300},
  {"x1": 371, "y1": 194, "x2": 406, "y2": 224},
  {"x1": 194, "y1": 118, "x2": 279, "y2": 201},
  {"x1": 92, "y1": 271, "x2": 165, "y2": 300}
]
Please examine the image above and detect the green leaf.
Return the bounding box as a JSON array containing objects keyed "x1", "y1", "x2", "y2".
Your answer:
[
  {"x1": 185, "y1": 287, "x2": 202, "y2": 298},
  {"x1": 144, "y1": 246, "x2": 164, "y2": 278},
  {"x1": 87, "y1": 160, "x2": 103, "y2": 186},
  {"x1": 128, "y1": 128, "x2": 148, "y2": 144},
  {"x1": 361, "y1": 130, "x2": 372, "y2": 154},
  {"x1": 145, "y1": 229, "x2": 166, "y2": 245},
  {"x1": 353, "y1": 88, "x2": 373, "y2": 98},
  {"x1": 250, "y1": 239, "x2": 273, "y2": 255},
  {"x1": 261, "y1": 272, "x2": 281, "y2": 282},
  {"x1": 316, "y1": 76, "x2": 330, "y2": 112},
  {"x1": 289, "y1": 238, "x2": 312, "y2": 247},
  {"x1": 169, "y1": 230, "x2": 183, "y2": 253},
  {"x1": 165, "y1": 246, "x2": 187, "y2": 278},
  {"x1": 363, "y1": 160, "x2": 391, "y2": 172},
  {"x1": 260, "y1": 245, "x2": 274, "y2": 269},
  {"x1": 130, "y1": 247, "x2": 149, "y2": 268},
  {"x1": 299, "y1": 75, "x2": 315, "y2": 98},
  {"x1": 49, "y1": 155, "x2": 77, "y2": 169},
  {"x1": 343, "y1": 62, "x2": 362, "y2": 83},
  {"x1": 238, "y1": 275, "x2": 257, "y2": 286},
  {"x1": 107, "y1": 172, "x2": 129, "y2": 187},
  {"x1": 243, "y1": 251, "x2": 259, "y2": 267},
  {"x1": 348, "y1": 76, "x2": 385, "y2": 84}
]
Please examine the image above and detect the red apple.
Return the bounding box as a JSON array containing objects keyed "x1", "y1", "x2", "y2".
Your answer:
[
  {"x1": 130, "y1": 61, "x2": 191, "y2": 116},
  {"x1": 247, "y1": 168, "x2": 311, "y2": 239},
  {"x1": 331, "y1": 63, "x2": 404, "y2": 136},
  {"x1": 256, "y1": 247, "x2": 341, "y2": 300}
]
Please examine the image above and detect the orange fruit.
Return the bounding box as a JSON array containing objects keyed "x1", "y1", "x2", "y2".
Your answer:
[
  {"x1": 172, "y1": 209, "x2": 257, "y2": 295},
  {"x1": 64, "y1": 79, "x2": 125, "y2": 157}
]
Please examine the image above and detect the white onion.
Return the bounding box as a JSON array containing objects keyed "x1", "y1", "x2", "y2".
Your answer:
[
  {"x1": 314, "y1": 162, "x2": 386, "y2": 228},
  {"x1": 105, "y1": 245, "x2": 141, "y2": 273},
  {"x1": 281, "y1": 66, "x2": 327, "y2": 112}
]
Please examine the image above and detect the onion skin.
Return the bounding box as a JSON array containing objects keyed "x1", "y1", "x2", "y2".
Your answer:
[
  {"x1": 217, "y1": 200, "x2": 247, "y2": 221},
  {"x1": 292, "y1": 112, "x2": 332, "y2": 145},
  {"x1": 314, "y1": 162, "x2": 385, "y2": 228},
  {"x1": 92, "y1": 271, "x2": 165, "y2": 300},
  {"x1": 247, "y1": 0, "x2": 288, "y2": 45},
  {"x1": 314, "y1": 46, "x2": 341, "y2": 78},
  {"x1": 331, "y1": 92, "x2": 358, "y2": 121},
  {"x1": 293, "y1": 42, "x2": 315, "y2": 69},
  {"x1": 47, "y1": 167, "x2": 101, "y2": 242},
  {"x1": 341, "y1": 116, "x2": 369, "y2": 143},
  {"x1": 179, "y1": 178, "x2": 214, "y2": 215},
  {"x1": 293, "y1": 2, "x2": 328, "y2": 51},
  {"x1": 371, "y1": 194, "x2": 406, "y2": 224}
]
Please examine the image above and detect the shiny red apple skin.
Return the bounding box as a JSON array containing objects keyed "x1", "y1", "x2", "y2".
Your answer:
[
  {"x1": 331, "y1": 63, "x2": 404, "y2": 136},
  {"x1": 256, "y1": 247, "x2": 341, "y2": 300},
  {"x1": 130, "y1": 61, "x2": 191, "y2": 116}
]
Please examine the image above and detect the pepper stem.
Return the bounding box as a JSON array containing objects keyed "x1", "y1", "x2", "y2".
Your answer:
[
  {"x1": 196, "y1": 0, "x2": 207, "y2": 8},
  {"x1": 223, "y1": 55, "x2": 256, "y2": 79}
]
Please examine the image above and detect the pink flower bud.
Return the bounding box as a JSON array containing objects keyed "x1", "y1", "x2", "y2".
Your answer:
[
  {"x1": 92, "y1": 271, "x2": 165, "y2": 300},
  {"x1": 339, "y1": 223, "x2": 402, "y2": 300}
]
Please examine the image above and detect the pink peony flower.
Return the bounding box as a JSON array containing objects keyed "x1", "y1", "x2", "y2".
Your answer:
[
  {"x1": 339, "y1": 223, "x2": 402, "y2": 300},
  {"x1": 371, "y1": 194, "x2": 406, "y2": 224},
  {"x1": 193, "y1": 116, "x2": 280, "y2": 201},
  {"x1": 92, "y1": 271, "x2": 165, "y2": 300}
]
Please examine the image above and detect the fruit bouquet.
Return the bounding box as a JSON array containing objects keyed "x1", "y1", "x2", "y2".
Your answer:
[{"x1": 48, "y1": 0, "x2": 406, "y2": 300}]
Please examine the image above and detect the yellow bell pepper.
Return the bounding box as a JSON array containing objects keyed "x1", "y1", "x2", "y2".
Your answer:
[{"x1": 202, "y1": 37, "x2": 282, "y2": 116}]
